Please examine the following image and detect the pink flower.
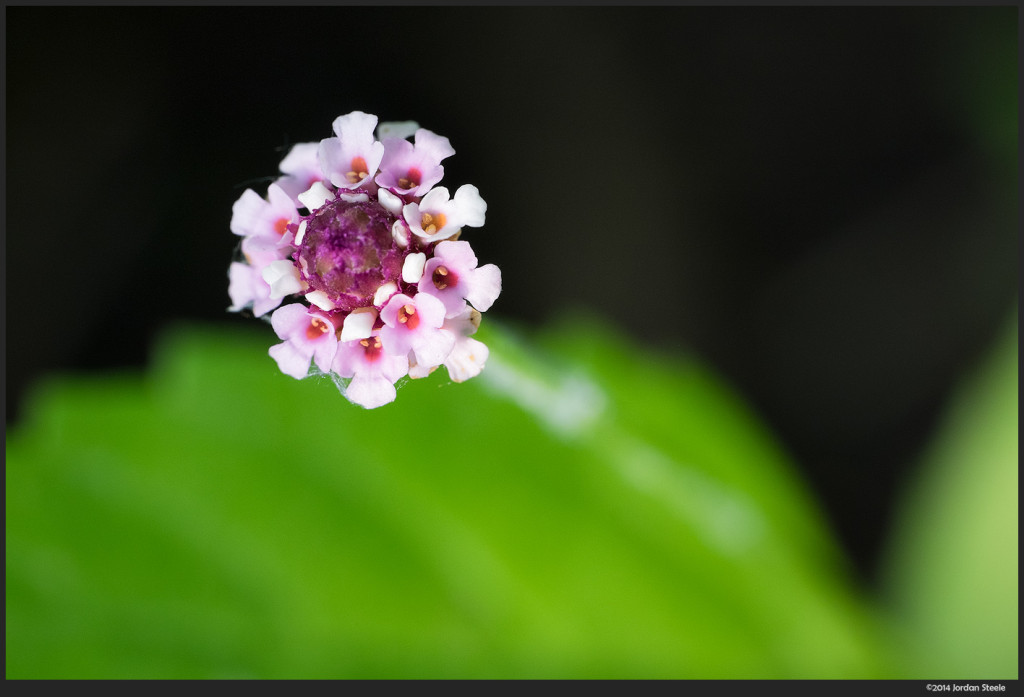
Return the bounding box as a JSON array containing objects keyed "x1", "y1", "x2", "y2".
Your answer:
[
  {"x1": 229, "y1": 111, "x2": 501, "y2": 408},
  {"x1": 417, "y1": 239, "x2": 501, "y2": 316},
  {"x1": 375, "y1": 129, "x2": 455, "y2": 197},
  {"x1": 402, "y1": 184, "x2": 486, "y2": 243},
  {"x1": 379, "y1": 292, "x2": 455, "y2": 368},
  {"x1": 318, "y1": 111, "x2": 385, "y2": 191},
  {"x1": 230, "y1": 183, "x2": 300, "y2": 244},
  {"x1": 275, "y1": 142, "x2": 324, "y2": 204},
  {"x1": 333, "y1": 332, "x2": 409, "y2": 409},
  {"x1": 267, "y1": 304, "x2": 339, "y2": 379}
]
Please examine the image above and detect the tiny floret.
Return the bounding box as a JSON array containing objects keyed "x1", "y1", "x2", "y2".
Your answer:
[{"x1": 228, "y1": 111, "x2": 501, "y2": 408}]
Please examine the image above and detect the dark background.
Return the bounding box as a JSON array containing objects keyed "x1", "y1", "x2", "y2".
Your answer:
[{"x1": 5, "y1": 6, "x2": 1017, "y2": 584}]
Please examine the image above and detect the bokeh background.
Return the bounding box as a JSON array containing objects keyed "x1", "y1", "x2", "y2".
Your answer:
[{"x1": 5, "y1": 5, "x2": 1018, "y2": 679}]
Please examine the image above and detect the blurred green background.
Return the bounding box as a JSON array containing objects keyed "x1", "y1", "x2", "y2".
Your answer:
[
  {"x1": 5, "y1": 6, "x2": 1018, "y2": 679},
  {"x1": 5, "y1": 314, "x2": 1017, "y2": 678}
]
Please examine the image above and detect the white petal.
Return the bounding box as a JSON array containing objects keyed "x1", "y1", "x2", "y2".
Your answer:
[
  {"x1": 402, "y1": 253, "x2": 426, "y2": 284},
  {"x1": 391, "y1": 220, "x2": 410, "y2": 247},
  {"x1": 298, "y1": 181, "x2": 335, "y2": 211},
  {"x1": 338, "y1": 192, "x2": 369, "y2": 203},
  {"x1": 262, "y1": 260, "x2": 303, "y2": 299},
  {"x1": 305, "y1": 289, "x2": 336, "y2": 311},
  {"x1": 340, "y1": 307, "x2": 377, "y2": 342},
  {"x1": 294, "y1": 220, "x2": 308, "y2": 246},
  {"x1": 373, "y1": 281, "x2": 398, "y2": 307},
  {"x1": 377, "y1": 188, "x2": 403, "y2": 215}
]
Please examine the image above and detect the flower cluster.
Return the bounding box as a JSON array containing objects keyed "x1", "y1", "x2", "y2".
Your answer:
[{"x1": 228, "y1": 112, "x2": 500, "y2": 408}]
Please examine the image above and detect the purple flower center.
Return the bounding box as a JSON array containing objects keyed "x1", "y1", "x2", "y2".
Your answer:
[{"x1": 295, "y1": 198, "x2": 404, "y2": 312}]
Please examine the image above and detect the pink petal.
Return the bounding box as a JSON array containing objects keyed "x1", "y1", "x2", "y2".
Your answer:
[
  {"x1": 228, "y1": 262, "x2": 281, "y2": 317},
  {"x1": 270, "y1": 302, "x2": 311, "y2": 339},
  {"x1": 433, "y1": 239, "x2": 478, "y2": 269},
  {"x1": 411, "y1": 327, "x2": 456, "y2": 368},
  {"x1": 413, "y1": 291, "x2": 447, "y2": 328},
  {"x1": 230, "y1": 189, "x2": 267, "y2": 236},
  {"x1": 413, "y1": 129, "x2": 455, "y2": 165},
  {"x1": 279, "y1": 142, "x2": 320, "y2": 176}
]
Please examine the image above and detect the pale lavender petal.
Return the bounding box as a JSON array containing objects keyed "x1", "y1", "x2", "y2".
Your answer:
[
  {"x1": 317, "y1": 136, "x2": 345, "y2": 185},
  {"x1": 378, "y1": 351, "x2": 411, "y2": 384},
  {"x1": 275, "y1": 175, "x2": 314, "y2": 204},
  {"x1": 414, "y1": 291, "x2": 447, "y2": 328},
  {"x1": 312, "y1": 334, "x2": 339, "y2": 374},
  {"x1": 332, "y1": 110, "x2": 379, "y2": 145},
  {"x1": 230, "y1": 189, "x2": 267, "y2": 236},
  {"x1": 252, "y1": 293, "x2": 283, "y2": 318},
  {"x1": 445, "y1": 335, "x2": 489, "y2": 382},
  {"x1": 331, "y1": 339, "x2": 361, "y2": 378},
  {"x1": 241, "y1": 233, "x2": 288, "y2": 270},
  {"x1": 346, "y1": 374, "x2": 398, "y2": 409},
  {"x1": 279, "y1": 142, "x2": 319, "y2": 176},
  {"x1": 453, "y1": 184, "x2": 486, "y2": 228},
  {"x1": 465, "y1": 264, "x2": 501, "y2": 312},
  {"x1": 413, "y1": 129, "x2": 455, "y2": 163},
  {"x1": 266, "y1": 182, "x2": 298, "y2": 217},
  {"x1": 434, "y1": 239, "x2": 478, "y2": 269},
  {"x1": 228, "y1": 262, "x2": 282, "y2": 318},
  {"x1": 375, "y1": 138, "x2": 416, "y2": 191},
  {"x1": 269, "y1": 341, "x2": 313, "y2": 380},
  {"x1": 411, "y1": 327, "x2": 456, "y2": 368},
  {"x1": 270, "y1": 302, "x2": 312, "y2": 340},
  {"x1": 228, "y1": 262, "x2": 259, "y2": 311},
  {"x1": 380, "y1": 324, "x2": 414, "y2": 357}
]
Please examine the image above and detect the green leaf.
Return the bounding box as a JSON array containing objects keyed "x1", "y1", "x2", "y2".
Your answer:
[
  {"x1": 880, "y1": 311, "x2": 1018, "y2": 679},
  {"x1": 7, "y1": 317, "x2": 887, "y2": 678}
]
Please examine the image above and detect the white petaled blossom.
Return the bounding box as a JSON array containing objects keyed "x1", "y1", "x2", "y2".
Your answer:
[{"x1": 227, "y1": 111, "x2": 501, "y2": 409}]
